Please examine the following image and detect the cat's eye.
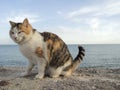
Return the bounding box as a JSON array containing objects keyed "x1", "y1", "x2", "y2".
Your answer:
[
  {"x1": 18, "y1": 31, "x2": 22, "y2": 34},
  {"x1": 11, "y1": 32, "x2": 14, "y2": 34}
]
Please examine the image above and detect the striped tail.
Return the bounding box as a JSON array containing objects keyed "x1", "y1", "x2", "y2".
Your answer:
[{"x1": 71, "y1": 45, "x2": 85, "y2": 71}]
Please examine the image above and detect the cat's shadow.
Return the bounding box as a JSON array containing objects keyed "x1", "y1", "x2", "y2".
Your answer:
[{"x1": 21, "y1": 73, "x2": 65, "y2": 80}]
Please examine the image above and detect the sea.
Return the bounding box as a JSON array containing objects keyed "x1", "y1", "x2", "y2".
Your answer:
[{"x1": 0, "y1": 44, "x2": 120, "y2": 69}]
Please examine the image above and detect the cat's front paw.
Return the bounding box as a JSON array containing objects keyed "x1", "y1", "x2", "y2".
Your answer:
[
  {"x1": 35, "y1": 74, "x2": 44, "y2": 79},
  {"x1": 20, "y1": 72, "x2": 29, "y2": 77}
]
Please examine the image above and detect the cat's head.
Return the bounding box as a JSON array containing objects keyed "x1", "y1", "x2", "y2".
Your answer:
[{"x1": 9, "y1": 18, "x2": 33, "y2": 44}]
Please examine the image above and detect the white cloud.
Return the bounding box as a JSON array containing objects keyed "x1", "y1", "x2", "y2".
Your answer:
[
  {"x1": 68, "y1": 0, "x2": 119, "y2": 18},
  {"x1": 67, "y1": 7, "x2": 98, "y2": 19},
  {"x1": 1, "y1": 12, "x2": 40, "y2": 24},
  {"x1": 56, "y1": 0, "x2": 120, "y2": 43},
  {"x1": 56, "y1": 11, "x2": 63, "y2": 15},
  {"x1": 56, "y1": 25, "x2": 120, "y2": 44},
  {"x1": 58, "y1": 0, "x2": 120, "y2": 23},
  {"x1": 95, "y1": 0, "x2": 120, "y2": 17},
  {"x1": 89, "y1": 18, "x2": 100, "y2": 31}
]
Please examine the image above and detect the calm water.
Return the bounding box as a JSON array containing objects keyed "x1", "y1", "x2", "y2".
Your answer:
[{"x1": 0, "y1": 44, "x2": 120, "y2": 69}]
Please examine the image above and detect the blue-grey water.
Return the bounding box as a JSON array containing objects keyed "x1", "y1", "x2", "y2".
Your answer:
[{"x1": 0, "y1": 44, "x2": 120, "y2": 69}]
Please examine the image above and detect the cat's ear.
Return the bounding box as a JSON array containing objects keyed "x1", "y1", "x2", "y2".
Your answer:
[
  {"x1": 9, "y1": 21, "x2": 16, "y2": 27},
  {"x1": 23, "y1": 18, "x2": 29, "y2": 27}
]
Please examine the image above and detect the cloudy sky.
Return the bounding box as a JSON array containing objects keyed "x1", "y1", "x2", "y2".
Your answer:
[{"x1": 0, "y1": 0, "x2": 120, "y2": 44}]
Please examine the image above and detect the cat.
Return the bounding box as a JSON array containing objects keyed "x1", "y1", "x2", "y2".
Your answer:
[{"x1": 9, "y1": 18, "x2": 85, "y2": 79}]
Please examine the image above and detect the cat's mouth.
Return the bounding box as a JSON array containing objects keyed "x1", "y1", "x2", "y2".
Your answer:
[{"x1": 13, "y1": 37, "x2": 24, "y2": 43}]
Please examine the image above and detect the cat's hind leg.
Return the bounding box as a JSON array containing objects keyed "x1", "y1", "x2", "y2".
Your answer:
[
  {"x1": 47, "y1": 60, "x2": 72, "y2": 78},
  {"x1": 61, "y1": 68, "x2": 73, "y2": 77},
  {"x1": 46, "y1": 67, "x2": 63, "y2": 78}
]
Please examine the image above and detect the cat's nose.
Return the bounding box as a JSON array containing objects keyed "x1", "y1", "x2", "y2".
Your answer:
[{"x1": 14, "y1": 37, "x2": 17, "y2": 40}]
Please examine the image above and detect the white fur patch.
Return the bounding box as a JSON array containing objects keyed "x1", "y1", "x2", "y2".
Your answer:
[{"x1": 19, "y1": 31, "x2": 48, "y2": 64}]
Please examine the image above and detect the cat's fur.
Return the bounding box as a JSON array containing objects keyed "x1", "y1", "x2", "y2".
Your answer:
[{"x1": 9, "y1": 18, "x2": 85, "y2": 79}]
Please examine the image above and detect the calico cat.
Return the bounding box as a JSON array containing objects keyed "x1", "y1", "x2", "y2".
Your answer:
[{"x1": 9, "y1": 18, "x2": 85, "y2": 79}]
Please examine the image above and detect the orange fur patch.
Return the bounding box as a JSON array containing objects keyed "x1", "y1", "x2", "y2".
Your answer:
[
  {"x1": 47, "y1": 50, "x2": 51, "y2": 62},
  {"x1": 20, "y1": 24, "x2": 32, "y2": 35},
  {"x1": 35, "y1": 47, "x2": 44, "y2": 58},
  {"x1": 46, "y1": 40, "x2": 60, "y2": 61},
  {"x1": 54, "y1": 41, "x2": 60, "y2": 51},
  {"x1": 47, "y1": 39, "x2": 53, "y2": 45}
]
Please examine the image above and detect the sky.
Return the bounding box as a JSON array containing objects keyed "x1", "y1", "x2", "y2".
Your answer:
[{"x1": 0, "y1": 0, "x2": 120, "y2": 44}]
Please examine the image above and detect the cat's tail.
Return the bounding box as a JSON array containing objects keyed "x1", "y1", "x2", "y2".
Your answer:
[
  {"x1": 63, "y1": 45, "x2": 85, "y2": 76},
  {"x1": 72, "y1": 45, "x2": 85, "y2": 70}
]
